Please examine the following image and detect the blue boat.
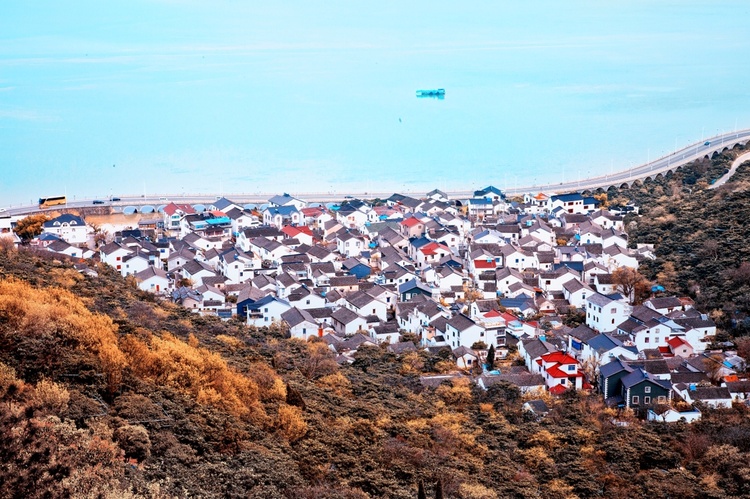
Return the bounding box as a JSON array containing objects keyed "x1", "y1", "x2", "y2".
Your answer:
[{"x1": 416, "y1": 88, "x2": 445, "y2": 97}]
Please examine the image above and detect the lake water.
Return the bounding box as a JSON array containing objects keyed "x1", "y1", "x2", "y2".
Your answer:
[{"x1": 2, "y1": 1, "x2": 749, "y2": 205}]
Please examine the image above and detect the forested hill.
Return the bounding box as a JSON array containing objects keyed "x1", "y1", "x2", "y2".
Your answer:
[
  {"x1": 3, "y1": 161, "x2": 750, "y2": 497},
  {"x1": 606, "y1": 143, "x2": 750, "y2": 336}
]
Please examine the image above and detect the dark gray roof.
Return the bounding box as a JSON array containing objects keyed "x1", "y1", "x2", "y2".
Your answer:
[
  {"x1": 627, "y1": 359, "x2": 671, "y2": 376},
  {"x1": 331, "y1": 307, "x2": 363, "y2": 324},
  {"x1": 599, "y1": 358, "x2": 632, "y2": 379},
  {"x1": 523, "y1": 399, "x2": 550, "y2": 414},
  {"x1": 447, "y1": 313, "x2": 478, "y2": 332},
  {"x1": 569, "y1": 324, "x2": 598, "y2": 342},
  {"x1": 522, "y1": 338, "x2": 557, "y2": 360},
  {"x1": 621, "y1": 368, "x2": 671, "y2": 390},
  {"x1": 646, "y1": 296, "x2": 684, "y2": 310}
]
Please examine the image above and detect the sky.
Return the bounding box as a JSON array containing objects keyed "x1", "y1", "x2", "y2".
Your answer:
[{"x1": 1, "y1": 1, "x2": 749, "y2": 205}]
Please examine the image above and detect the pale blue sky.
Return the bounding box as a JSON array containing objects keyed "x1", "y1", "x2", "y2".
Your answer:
[{"x1": 2, "y1": 1, "x2": 749, "y2": 205}]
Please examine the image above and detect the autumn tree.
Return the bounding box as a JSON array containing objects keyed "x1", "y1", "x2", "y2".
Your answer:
[
  {"x1": 13, "y1": 214, "x2": 49, "y2": 241},
  {"x1": 656, "y1": 261, "x2": 678, "y2": 293},
  {"x1": 611, "y1": 266, "x2": 651, "y2": 304}
]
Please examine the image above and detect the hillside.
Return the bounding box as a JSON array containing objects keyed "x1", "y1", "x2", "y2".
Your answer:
[
  {"x1": 604, "y1": 143, "x2": 750, "y2": 336},
  {"x1": 2, "y1": 177, "x2": 750, "y2": 497}
]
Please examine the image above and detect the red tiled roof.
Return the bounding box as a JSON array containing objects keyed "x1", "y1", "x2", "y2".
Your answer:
[
  {"x1": 500, "y1": 312, "x2": 519, "y2": 323},
  {"x1": 401, "y1": 217, "x2": 423, "y2": 227},
  {"x1": 549, "y1": 384, "x2": 568, "y2": 395},
  {"x1": 474, "y1": 259, "x2": 496, "y2": 269},
  {"x1": 301, "y1": 207, "x2": 323, "y2": 216},
  {"x1": 667, "y1": 336, "x2": 689, "y2": 348},
  {"x1": 420, "y1": 242, "x2": 449, "y2": 256},
  {"x1": 281, "y1": 225, "x2": 301, "y2": 237},
  {"x1": 163, "y1": 202, "x2": 196, "y2": 216},
  {"x1": 484, "y1": 309, "x2": 502, "y2": 318},
  {"x1": 546, "y1": 365, "x2": 583, "y2": 378},
  {"x1": 541, "y1": 351, "x2": 578, "y2": 365}
]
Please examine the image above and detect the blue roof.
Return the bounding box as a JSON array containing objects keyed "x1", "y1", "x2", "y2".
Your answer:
[
  {"x1": 500, "y1": 293, "x2": 534, "y2": 310},
  {"x1": 599, "y1": 358, "x2": 631, "y2": 378},
  {"x1": 587, "y1": 333, "x2": 622, "y2": 353},
  {"x1": 206, "y1": 216, "x2": 231, "y2": 225},
  {"x1": 266, "y1": 205, "x2": 299, "y2": 216},
  {"x1": 410, "y1": 236, "x2": 431, "y2": 249},
  {"x1": 469, "y1": 197, "x2": 492, "y2": 205},
  {"x1": 474, "y1": 186, "x2": 503, "y2": 197},
  {"x1": 553, "y1": 262, "x2": 584, "y2": 273}
]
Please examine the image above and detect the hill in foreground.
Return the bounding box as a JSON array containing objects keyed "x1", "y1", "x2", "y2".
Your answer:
[{"x1": 2, "y1": 199, "x2": 750, "y2": 497}]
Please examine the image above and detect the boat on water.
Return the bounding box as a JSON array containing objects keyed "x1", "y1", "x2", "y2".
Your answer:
[{"x1": 416, "y1": 88, "x2": 445, "y2": 97}]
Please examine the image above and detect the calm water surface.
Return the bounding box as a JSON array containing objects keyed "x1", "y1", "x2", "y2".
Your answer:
[{"x1": 1, "y1": 1, "x2": 749, "y2": 204}]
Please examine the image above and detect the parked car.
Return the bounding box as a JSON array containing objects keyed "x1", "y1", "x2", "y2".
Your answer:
[
  {"x1": 92, "y1": 200, "x2": 105, "y2": 205},
  {"x1": 110, "y1": 197, "x2": 121, "y2": 202}
]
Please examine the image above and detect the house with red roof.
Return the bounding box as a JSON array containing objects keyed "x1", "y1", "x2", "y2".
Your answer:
[
  {"x1": 300, "y1": 206, "x2": 333, "y2": 228},
  {"x1": 163, "y1": 202, "x2": 197, "y2": 234},
  {"x1": 538, "y1": 351, "x2": 584, "y2": 391},
  {"x1": 400, "y1": 216, "x2": 425, "y2": 238},
  {"x1": 666, "y1": 336, "x2": 694, "y2": 358},
  {"x1": 415, "y1": 241, "x2": 451, "y2": 270},
  {"x1": 281, "y1": 225, "x2": 314, "y2": 246}
]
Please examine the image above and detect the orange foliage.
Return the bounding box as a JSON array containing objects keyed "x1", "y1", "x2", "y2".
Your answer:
[
  {"x1": 276, "y1": 404, "x2": 307, "y2": 442},
  {"x1": 0, "y1": 278, "x2": 126, "y2": 393},
  {"x1": 120, "y1": 332, "x2": 267, "y2": 423}
]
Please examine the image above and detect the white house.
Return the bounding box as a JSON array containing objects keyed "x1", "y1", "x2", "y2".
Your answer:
[
  {"x1": 445, "y1": 314, "x2": 490, "y2": 349},
  {"x1": 585, "y1": 293, "x2": 632, "y2": 333},
  {"x1": 281, "y1": 307, "x2": 321, "y2": 340},
  {"x1": 41, "y1": 214, "x2": 92, "y2": 246},
  {"x1": 135, "y1": 266, "x2": 171, "y2": 293},
  {"x1": 246, "y1": 295, "x2": 292, "y2": 327},
  {"x1": 336, "y1": 231, "x2": 365, "y2": 258}
]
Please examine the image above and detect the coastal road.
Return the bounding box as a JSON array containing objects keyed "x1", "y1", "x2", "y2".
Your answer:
[
  {"x1": 503, "y1": 128, "x2": 750, "y2": 196},
  {"x1": 708, "y1": 151, "x2": 750, "y2": 189},
  {"x1": 3, "y1": 129, "x2": 750, "y2": 216}
]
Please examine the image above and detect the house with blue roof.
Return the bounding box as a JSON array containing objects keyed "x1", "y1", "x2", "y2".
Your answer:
[
  {"x1": 268, "y1": 193, "x2": 306, "y2": 210},
  {"x1": 42, "y1": 214, "x2": 92, "y2": 245},
  {"x1": 500, "y1": 293, "x2": 537, "y2": 317},
  {"x1": 398, "y1": 279, "x2": 434, "y2": 302},
  {"x1": 245, "y1": 295, "x2": 292, "y2": 327},
  {"x1": 262, "y1": 205, "x2": 301, "y2": 228},
  {"x1": 473, "y1": 186, "x2": 504, "y2": 199},
  {"x1": 467, "y1": 197, "x2": 494, "y2": 220}
]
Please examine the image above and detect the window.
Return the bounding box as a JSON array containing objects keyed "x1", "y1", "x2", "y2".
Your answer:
[
  {"x1": 302, "y1": 328, "x2": 306, "y2": 334},
  {"x1": 568, "y1": 365, "x2": 575, "y2": 371},
  {"x1": 644, "y1": 386, "x2": 651, "y2": 393},
  {"x1": 644, "y1": 396, "x2": 651, "y2": 405},
  {"x1": 611, "y1": 307, "x2": 616, "y2": 313},
  {"x1": 632, "y1": 396, "x2": 639, "y2": 405},
  {"x1": 560, "y1": 379, "x2": 566, "y2": 385},
  {"x1": 645, "y1": 337, "x2": 650, "y2": 343},
  {"x1": 658, "y1": 396, "x2": 666, "y2": 403}
]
